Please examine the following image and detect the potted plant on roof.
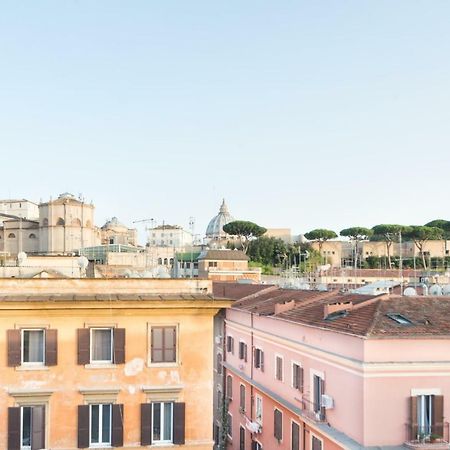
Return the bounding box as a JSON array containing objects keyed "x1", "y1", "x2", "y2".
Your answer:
[{"x1": 430, "y1": 433, "x2": 442, "y2": 443}]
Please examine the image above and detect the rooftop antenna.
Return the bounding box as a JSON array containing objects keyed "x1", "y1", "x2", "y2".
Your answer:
[{"x1": 189, "y1": 217, "x2": 195, "y2": 278}]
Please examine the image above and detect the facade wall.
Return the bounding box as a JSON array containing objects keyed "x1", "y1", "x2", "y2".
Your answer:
[
  {"x1": 0, "y1": 279, "x2": 228, "y2": 450},
  {"x1": 223, "y1": 307, "x2": 450, "y2": 448}
]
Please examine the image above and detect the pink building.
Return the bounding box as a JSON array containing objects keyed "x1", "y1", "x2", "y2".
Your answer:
[{"x1": 217, "y1": 283, "x2": 450, "y2": 450}]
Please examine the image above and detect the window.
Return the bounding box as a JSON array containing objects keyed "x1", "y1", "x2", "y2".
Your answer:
[
  {"x1": 140, "y1": 401, "x2": 185, "y2": 446},
  {"x1": 209, "y1": 261, "x2": 218, "y2": 268},
  {"x1": 8, "y1": 405, "x2": 45, "y2": 450},
  {"x1": 255, "y1": 395, "x2": 263, "y2": 424},
  {"x1": 7, "y1": 328, "x2": 57, "y2": 367},
  {"x1": 22, "y1": 329, "x2": 45, "y2": 365},
  {"x1": 291, "y1": 421, "x2": 300, "y2": 450},
  {"x1": 275, "y1": 355, "x2": 283, "y2": 381},
  {"x1": 77, "y1": 328, "x2": 125, "y2": 365},
  {"x1": 252, "y1": 441, "x2": 263, "y2": 450},
  {"x1": 28, "y1": 233, "x2": 37, "y2": 239},
  {"x1": 8, "y1": 233, "x2": 16, "y2": 238},
  {"x1": 312, "y1": 435, "x2": 323, "y2": 450},
  {"x1": 254, "y1": 348, "x2": 264, "y2": 371},
  {"x1": 152, "y1": 402, "x2": 173, "y2": 444},
  {"x1": 78, "y1": 403, "x2": 124, "y2": 448},
  {"x1": 226, "y1": 375, "x2": 233, "y2": 400},
  {"x1": 226, "y1": 336, "x2": 234, "y2": 354},
  {"x1": 239, "y1": 341, "x2": 247, "y2": 361},
  {"x1": 292, "y1": 363, "x2": 303, "y2": 391},
  {"x1": 239, "y1": 384, "x2": 246, "y2": 412},
  {"x1": 90, "y1": 404, "x2": 112, "y2": 446},
  {"x1": 313, "y1": 374, "x2": 324, "y2": 418},
  {"x1": 386, "y1": 313, "x2": 413, "y2": 325},
  {"x1": 151, "y1": 326, "x2": 176, "y2": 363},
  {"x1": 217, "y1": 352, "x2": 223, "y2": 375},
  {"x1": 239, "y1": 426, "x2": 245, "y2": 450},
  {"x1": 274, "y1": 409, "x2": 283, "y2": 441},
  {"x1": 91, "y1": 328, "x2": 113, "y2": 363},
  {"x1": 411, "y1": 394, "x2": 444, "y2": 438},
  {"x1": 227, "y1": 412, "x2": 233, "y2": 438}
]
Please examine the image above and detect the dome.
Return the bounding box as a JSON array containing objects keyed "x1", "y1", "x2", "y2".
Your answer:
[
  {"x1": 102, "y1": 216, "x2": 127, "y2": 230},
  {"x1": 206, "y1": 199, "x2": 234, "y2": 239}
]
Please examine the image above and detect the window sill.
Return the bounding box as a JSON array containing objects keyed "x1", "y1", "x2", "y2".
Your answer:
[
  {"x1": 147, "y1": 362, "x2": 180, "y2": 368},
  {"x1": 16, "y1": 365, "x2": 49, "y2": 371},
  {"x1": 85, "y1": 363, "x2": 117, "y2": 369}
]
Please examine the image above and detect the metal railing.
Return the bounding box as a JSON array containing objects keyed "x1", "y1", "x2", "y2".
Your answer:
[{"x1": 405, "y1": 423, "x2": 449, "y2": 444}]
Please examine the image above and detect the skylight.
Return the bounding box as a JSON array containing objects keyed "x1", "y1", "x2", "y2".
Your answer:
[
  {"x1": 386, "y1": 313, "x2": 413, "y2": 325},
  {"x1": 325, "y1": 310, "x2": 349, "y2": 321}
]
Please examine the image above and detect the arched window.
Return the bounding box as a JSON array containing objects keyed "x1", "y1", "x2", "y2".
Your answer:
[
  {"x1": 169, "y1": 258, "x2": 174, "y2": 265},
  {"x1": 29, "y1": 233, "x2": 37, "y2": 239},
  {"x1": 56, "y1": 218, "x2": 65, "y2": 226},
  {"x1": 157, "y1": 258, "x2": 162, "y2": 265},
  {"x1": 71, "y1": 218, "x2": 82, "y2": 227},
  {"x1": 42, "y1": 218, "x2": 49, "y2": 226},
  {"x1": 163, "y1": 258, "x2": 168, "y2": 265},
  {"x1": 8, "y1": 233, "x2": 16, "y2": 239}
]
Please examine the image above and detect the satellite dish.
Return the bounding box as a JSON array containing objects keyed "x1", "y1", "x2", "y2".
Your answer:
[
  {"x1": 17, "y1": 252, "x2": 27, "y2": 265},
  {"x1": 442, "y1": 284, "x2": 450, "y2": 296},
  {"x1": 429, "y1": 284, "x2": 443, "y2": 296},
  {"x1": 403, "y1": 287, "x2": 417, "y2": 297},
  {"x1": 77, "y1": 256, "x2": 89, "y2": 269}
]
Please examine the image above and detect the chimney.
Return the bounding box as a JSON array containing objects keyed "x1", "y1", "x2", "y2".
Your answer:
[
  {"x1": 323, "y1": 301, "x2": 353, "y2": 319},
  {"x1": 275, "y1": 300, "x2": 297, "y2": 315}
]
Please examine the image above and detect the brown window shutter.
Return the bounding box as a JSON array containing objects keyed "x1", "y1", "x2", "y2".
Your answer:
[
  {"x1": 274, "y1": 409, "x2": 282, "y2": 441},
  {"x1": 77, "y1": 405, "x2": 89, "y2": 448},
  {"x1": 299, "y1": 367, "x2": 304, "y2": 392},
  {"x1": 111, "y1": 404, "x2": 124, "y2": 447},
  {"x1": 140, "y1": 403, "x2": 152, "y2": 446},
  {"x1": 8, "y1": 407, "x2": 20, "y2": 450},
  {"x1": 410, "y1": 396, "x2": 418, "y2": 439},
  {"x1": 7, "y1": 330, "x2": 21, "y2": 367},
  {"x1": 244, "y1": 344, "x2": 247, "y2": 362},
  {"x1": 320, "y1": 379, "x2": 326, "y2": 420},
  {"x1": 31, "y1": 406, "x2": 45, "y2": 450},
  {"x1": 77, "y1": 329, "x2": 90, "y2": 365},
  {"x1": 260, "y1": 351, "x2": 264, "y2": 372},
  {"x1": 173, "y1": 402, "x2": 185, "y2": 445},
  {"x1": 432, "y1": 395, "x2": 444, "y2": 437},
  {"x1": 45, "y1": 329, "x2": 57, "y2": 366},
  {"x1": 113, "y1": 328, "x2": 125, "y2": 364}
]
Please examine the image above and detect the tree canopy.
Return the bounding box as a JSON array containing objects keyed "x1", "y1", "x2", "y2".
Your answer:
[
  {"x1": 424, "y1": 219, "x2": 450, "y2": 238},
  {"x1": 403, "y1": 225, "x2": 443, "y2": 269},
  {"x1": 223, "y1": 220, "x2": 267, "y2": 253},
  {"x1": 370, "y1": 224, "x2": 411, "y2": 268},
  {"x1": 304, "y1": 229, "x2": 337, "y2": 253},
  {"x1": 340, "y1": 227, "x2": 373, "y2": 240}
]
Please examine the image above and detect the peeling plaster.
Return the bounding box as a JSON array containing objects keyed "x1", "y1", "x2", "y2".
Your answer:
[{"x1": 124, "y1": 358, "x2": 144, "y2": 377}]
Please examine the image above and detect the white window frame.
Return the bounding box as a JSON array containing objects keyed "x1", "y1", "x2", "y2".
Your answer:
[
  {"x1": 291, "y1": 361, "x2": 302, "y2": 390},
  {"x1": 21, "y1": 329, "x2": 45, "y2": 366},
  {"x1": 151, "y1": 401, "x2": 174, "y2": 444},
  {"x1": 226, "y1": 334, "x2": 234, "y2": 354},
  {"x1": 89, "y1": 403, "x2": 112, "y2": 447},
  {"x1": 255, "y1": 394, "x2": 263, "y2": 425},
  {"x1": 274, "y1": 354, "x2": 284, "y2": 382},
  {"x1": 20, "y1": 406, "x2": 32, "y2": 450},
  {"x1": 90, "y1": 328, "x2": 113, "y2": 364},
  {"x1": 253, "y1": 440, "x2": 263, "y2": 450}
]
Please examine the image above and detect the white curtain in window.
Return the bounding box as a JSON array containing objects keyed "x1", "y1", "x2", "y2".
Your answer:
[
  {"x1": 92, "y1": 330, "x2": 112, "y2": 361},
  {"x1": 24, "y1": 330, "x2": 44, "y2": 363}
]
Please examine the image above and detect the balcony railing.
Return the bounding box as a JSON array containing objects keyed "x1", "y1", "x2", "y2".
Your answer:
[
  {"x1": 299, "y1": 397, "x2": 326, "y2": 422},
  {"x1": 405, "y1": 423, "x2": 450, "y2": 446}
]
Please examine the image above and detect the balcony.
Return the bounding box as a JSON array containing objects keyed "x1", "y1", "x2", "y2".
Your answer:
[{"x1": 405, "y1": 424, "x2": 450, "y2": 450}]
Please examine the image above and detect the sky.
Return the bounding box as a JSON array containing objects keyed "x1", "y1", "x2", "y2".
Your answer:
[{"x1": 1, "y1": 1, "x2": 449, "y2": 244}]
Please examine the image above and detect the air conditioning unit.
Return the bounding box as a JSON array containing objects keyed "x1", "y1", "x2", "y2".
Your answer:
[
  {"x1": 321, "y1": 394, "x2": 334, "y2": 409},
  {"x1": 215, "y1": 335, "x2": 222, "y2": 345}
]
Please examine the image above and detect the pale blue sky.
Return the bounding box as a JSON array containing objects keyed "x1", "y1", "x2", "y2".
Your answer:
[{"x1": 1, "y1": 1, "x2": 449, "y2": 242}]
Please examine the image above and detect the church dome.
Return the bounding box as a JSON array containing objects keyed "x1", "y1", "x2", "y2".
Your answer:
[
  {"x1": 102, "y1": 217, "x2": 127, "y2": 230},
  {"x1": 206, "y1": 199, "x2": 234, "y2": 239}
]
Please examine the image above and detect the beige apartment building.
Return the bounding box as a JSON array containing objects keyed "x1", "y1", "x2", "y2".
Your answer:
[{"x1": 0, "y1": 278, "x2": 231, "y2": 450}]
